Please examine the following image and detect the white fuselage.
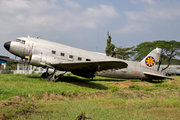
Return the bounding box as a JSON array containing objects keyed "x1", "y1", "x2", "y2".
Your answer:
[{"x1": 5, "y1": 37, "x2": 165, "y2": 80}]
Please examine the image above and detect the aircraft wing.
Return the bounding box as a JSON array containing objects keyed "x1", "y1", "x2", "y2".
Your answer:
[
  {"x1": 51, "y1": 61, "x2": 128, "y2": 72},
  {"x1": 144, "y1": 72, "x2": 174, "y2": 80}
]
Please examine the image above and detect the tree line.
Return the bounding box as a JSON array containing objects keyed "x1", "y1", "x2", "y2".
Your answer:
[{"x1": 105, "y1": 31, "x2": 180, "y2": 72}]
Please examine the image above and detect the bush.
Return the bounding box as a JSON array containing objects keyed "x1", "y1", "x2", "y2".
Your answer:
[{"x1": 1, "y1": 67, "x2": 13, "y2": 74}]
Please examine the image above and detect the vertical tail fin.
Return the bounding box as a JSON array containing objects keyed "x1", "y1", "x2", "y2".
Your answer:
[{"x1": 140, "y1": 47, "x2": 162, "y2": 69}]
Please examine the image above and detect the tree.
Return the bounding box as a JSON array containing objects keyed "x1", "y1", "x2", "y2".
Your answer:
[
  {"x1": 105, "y1": 32, "x2": 135, "y2": 59},
  {"x1": 6, "y1": 60, "x2": 18, "y2": 70},
  {"x1": 105, "y1": 31, "x2": 116, "y2": 57},
  {"x1": 158, "y1": 40, "x2": 180, "y2": 71},
  {"x1": 133, "y1": 42, "x2": 155, "y2": 61},
  {"x1": 133, "y1": 40, "x2": 180, "y2": 71},
  {"x1": 115, "y1": 46, "x2": 135, "y2": 60}
]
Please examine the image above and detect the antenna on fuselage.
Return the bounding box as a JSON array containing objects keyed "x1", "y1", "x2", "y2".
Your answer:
[
  {"x1": 96, "y1": 32, "x2": 99, "y2": 52},
  {"x1": 36, "y1": 36, "x2": 41, "y2": 39}
]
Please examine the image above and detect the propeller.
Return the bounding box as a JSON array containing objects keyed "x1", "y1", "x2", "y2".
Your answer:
[
  {"x1": 25, "y1": 57, "x2": 30, "y2": 70},
  {"x1": 25, "y1": 44, "x2": 34, "y2": 70},
  {"x1": 27, "y1": 51, "x2": 33, "y2": 70}
]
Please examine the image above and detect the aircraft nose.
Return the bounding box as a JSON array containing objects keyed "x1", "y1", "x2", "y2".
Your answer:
[{"x1": 4, "y1": 41, "x2": 11, "y2": 51}]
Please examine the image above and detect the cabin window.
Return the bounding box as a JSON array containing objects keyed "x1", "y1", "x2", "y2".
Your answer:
[
  {"x1": 69, "y1": 55, "x2": 73, "y2": 59},
  {"x1": 21, "y1": 40, "x2": 26, "y2": 44},
  {"x1": 52, "y1": 50, "x2": 56, "y2": 54},
  {"x1": 86, "y1": 59, "x2": 91, "y2": 61},
  {"x1": 61, "y1": 53, "x2": 65, "y2": 56},
  {"x1": 78, "y1": 57, "x2": 82, "y2": 61}
]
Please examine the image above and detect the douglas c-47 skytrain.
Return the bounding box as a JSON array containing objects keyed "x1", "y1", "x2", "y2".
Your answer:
[{"x1": 4, "y1": 36, "x2": 171, "y2": 82}]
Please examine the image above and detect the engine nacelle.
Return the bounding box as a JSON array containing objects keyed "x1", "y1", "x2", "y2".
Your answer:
[
  {"x1": 30, "y1": 54, "x2": 60, "y2": 68},
  {"x1": 30, "y1": 54, "x2": 47, "y2": 67}
]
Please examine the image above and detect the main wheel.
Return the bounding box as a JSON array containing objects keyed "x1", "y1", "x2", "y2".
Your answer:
[
  {"x1": 41, "y1": 72, "x2": 49, "y2": 78},
  {"x1": 47, "y1": 75, "x2": 53, "y2": 82},
  {"x1": 47, "y1": 75, "x2": 57, "y2": 82}
]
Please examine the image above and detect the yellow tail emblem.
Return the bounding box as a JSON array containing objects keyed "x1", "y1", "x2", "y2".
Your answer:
[{"x1": 145, "y1": 56, "x2": 155, "y2": 67}]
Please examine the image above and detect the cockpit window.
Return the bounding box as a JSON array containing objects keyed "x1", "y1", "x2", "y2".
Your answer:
[
  {"x1": 15, "y1": 39, "x2": 21, "y2": 42},
  {"x1": 21, "y1": 40, "x2": 26, "y2": 44},
  {"x1": 15, "y1": 39, "x2": 26, "y2": 44}
]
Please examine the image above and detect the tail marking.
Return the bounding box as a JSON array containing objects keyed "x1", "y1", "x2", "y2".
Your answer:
[{"x1": 145, "y1": 56, "x2": 155, "y2": 67}]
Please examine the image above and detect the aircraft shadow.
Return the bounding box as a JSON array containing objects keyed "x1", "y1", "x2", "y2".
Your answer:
[
  {"x1": 143, "y1": 80, "x2": 165, "y2": 83},
  {"x1": 89, "y1": 79, "x2": 127, "y2": 82},
  {"x1": 90, "y1": 79, "x2": 164, "y2": 83},
  {"x1": 26, "y1": 75, "x2": 164, "y2": 88},
  {"x1": 25, "y1": 75, "x2": 108, "y2": 90},
  {"x1": 27, "y1": 76, "x2": 41, "y2": 79},
  {"x1": 55, "y1": 76, "x2": 109, "y2": 90}
]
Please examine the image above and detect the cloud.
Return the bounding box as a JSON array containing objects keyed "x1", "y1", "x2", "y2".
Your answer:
[
  {"x1": 64, "y1": 0, "x2": 80, "y2": 8},
  {"x1": 142, "y1": 0, "x2": 155, "y2": 4},
  {"x1": 0, "y1": 0, "x2": 120, "y2": 35},
  {"x1": 125, "y1": 7, "x2": 180, "y2": 21},
  {"x1": 114, "y1": 23, "x2": 145, "y2": 34},
  {"x1": 114, "y1": 0, "x2": 180, "y2": 34},
  {"x1": 0, "y1": 0, "x2": 57, "y2": 14},
  {"x1": 79, "y1": 5, "x2": 119, "y2": 29},
  {"x1": 84, "y1": 5, "x2": 119, "y2": 18},
  {"x1": 131, "y1": 0, "x2": 155, "y2": 4}
]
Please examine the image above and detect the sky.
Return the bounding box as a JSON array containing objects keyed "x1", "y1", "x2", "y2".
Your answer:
[{"x1": 1, "y1": 0, "x2": 180, "y2": 58}]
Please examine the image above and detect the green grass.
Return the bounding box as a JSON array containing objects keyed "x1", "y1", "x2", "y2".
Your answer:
[
  {"x1": 0, "y1": 74, "x2": 104, "y2": 100},
  {"x1": 0, "y1": 74, "x2": 180, "y2": 119}
]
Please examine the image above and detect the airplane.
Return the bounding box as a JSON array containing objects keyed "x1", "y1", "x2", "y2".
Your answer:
[{"x1": 4, "y1": 36, "x2": 170, "y2": 82}]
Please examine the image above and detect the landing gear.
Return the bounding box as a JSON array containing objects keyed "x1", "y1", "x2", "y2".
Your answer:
[
  {"x1": 41, "y1": 67, "x2": 67, "y2": 82},
  {"x1": 47, "y1": 70, "x2": 67, "y2": 82},
  {"x1": 41, "y1": 68, "x2": 49, "y2": 78},
  {"x1": 47, "y1": 69, "x2": 57, "y2": 82},
  {"x1": 47, "y1": 74, "x2": 56, "y2": 82}
]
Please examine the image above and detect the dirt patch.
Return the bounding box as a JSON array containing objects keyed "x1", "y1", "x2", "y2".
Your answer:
[
  {"x1": 37, "y1": 91, "x2": 109, "y2": 100},
  {"x1": 0, "y1": 114, "x2": 6, "y2": 120},
  {"x1": 109, "y1": 80, "x2": 134, "y2": 89},
  {"x1": 90, "y1": 91, "x2": 107, "y2": 99},
  {"x1": 0, "y1": 96, "x2": 37, "y2": 119},
  {"x1": 0, "y1": 96, "x2": 29, "y2": 108},
  {"x1": 120, "y1": 80, "x2": 134, "y2": 88},
  {"x1": 166, "y1": 80, "x2": 180, "y2": 87},
  {"x1": 136, "y1": 83, "x2": 153, "y2": 87},
  {"x1": 113, "y1": 90, "x2": 135, "y2": 99},
  {"x1": 33, "y1": 92, "x2": 90, "y2": 101},
  {"x1": 110, "y1": 80, "x2": 153, "y2": 89},
  {"x1": 0, "y1": 96, "x2": 55, "y2": 119},
  {"x1": 41, "y1": 92, "x2": 66, "y2": 101},
  {"x1": 9, "y1": 96, "x2": 28, "y2": 103}
]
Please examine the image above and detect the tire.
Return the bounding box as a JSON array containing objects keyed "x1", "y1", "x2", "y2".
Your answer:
[
  {"x1": 47, "y1": 75, "x2": 53, "y2": 82},
  {"x1": 41, "y1": 72, "x2": 49, "y2": 78}
]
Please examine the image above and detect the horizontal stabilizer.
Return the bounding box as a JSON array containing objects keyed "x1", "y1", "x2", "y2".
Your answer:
[{"x1": 144, "y1": 72, "x2": 174, "y2": 80}]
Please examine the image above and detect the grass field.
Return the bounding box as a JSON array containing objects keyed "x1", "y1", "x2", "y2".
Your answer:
[{"x1": 0, "y1": 73, "x2": 180, "y2": 120}]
